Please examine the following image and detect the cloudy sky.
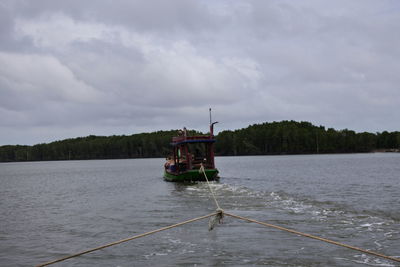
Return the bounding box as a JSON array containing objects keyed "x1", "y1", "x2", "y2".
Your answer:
[{"x1": 1, "y1": 0, "x2": 399, "y2": 145}]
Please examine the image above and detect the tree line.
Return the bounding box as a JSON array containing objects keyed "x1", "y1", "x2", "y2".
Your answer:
[
  {"x1": 215, "y1": 121, "x2": 399, "y2": 155},
  {"x1": 1, "y1": 121, "x2": 399, "y2": 162}
]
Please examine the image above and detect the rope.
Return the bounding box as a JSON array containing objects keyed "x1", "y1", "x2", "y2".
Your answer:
[
  {"x1": 35, "y1": 212, "x2": 218, "y2": 267},
  {"x1": 199, "y1": 164, "x2": 224, "y2": 230},
  {"x1": 224, "y1": 212, "x2": 400, "y2": 264},
  {"x1": 199, "y1": 163, "x2": 221, "y2": 210},
  {"x1": 34, "y1": 167, "x2": 399, "y2": 265}
]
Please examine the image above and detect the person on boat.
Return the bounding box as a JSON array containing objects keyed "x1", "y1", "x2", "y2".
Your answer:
[{"x1": 164, "y1": 156, "x2": 175, "y2": 170}]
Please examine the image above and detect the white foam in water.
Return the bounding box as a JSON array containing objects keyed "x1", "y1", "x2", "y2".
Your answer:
[
  {"x1": 168, "y1": 238, "x2": 182, "y2": 244},
  {"x1": 358, "y1": 221, "x2": 386, "y2": 231},
  {"x1": 374, "y1": 240, "x2": 383, "y2": 248},
  {"x1": 155, "y1": 253, "x2": 168, "y2": 256},
  {"x1": 352, "y1": 254, "x2": 396, "y2": 267},
  {"x1": 185, "y1": 187, "x2": 201, "y2": 191},
  {"x1": 188, "y1": 182, "x2": 260, "y2": 198},
  {"x1": 191, "y1": 184, "x2": 343, "y2": 220},
  {"x1": 384, "y1": 230, "x2": 399, "y2": 237},
  {"x1": 179, "y1": 249, "x2": 195, "y2": 255},
  {"x1": 185, "y1": 181, "x2": 398, "y2": 262},
  {"x1": 268, "y1": 191, "x2": 342, "y2": 220},
  {"x1": 360, "y1": 222, "x2": 385, "y2": 227},
  {"x1": 335, "y1": 256, "x2": 396, "y2": 267},
  {"x1": 192, "y1": 184, "x2": 395, "y2": 232},
  {"x1": 270, "y1": 192, "x2": 282, "y2": 200},
  {"x1": 143, "y1": 252, "x2": 169, "y2": 259}
]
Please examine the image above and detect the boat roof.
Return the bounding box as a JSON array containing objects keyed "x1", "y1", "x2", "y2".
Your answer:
[{"x1": 171, "y1": 135, "x2": 216, "y2": 146}]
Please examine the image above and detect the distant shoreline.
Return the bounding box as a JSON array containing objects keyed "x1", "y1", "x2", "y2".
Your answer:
[
  {"x1": 1, "y1": 120, "x2": 399, "y2": 162},
  {"x1": 371, "y1": 149, "x2": 400, "y2": 153},
  {"x1": 1, "y1": 150, "x2": 400, "y2": 164}
]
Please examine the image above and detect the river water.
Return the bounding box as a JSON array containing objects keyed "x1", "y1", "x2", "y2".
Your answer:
[{"x1": 0, "y1": 153, "x2": 399, "y2": 266}]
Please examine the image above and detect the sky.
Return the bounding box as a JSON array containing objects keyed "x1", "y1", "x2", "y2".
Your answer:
[{"x1": 1, "y1": 0, "x2": 399, "y2": 145}]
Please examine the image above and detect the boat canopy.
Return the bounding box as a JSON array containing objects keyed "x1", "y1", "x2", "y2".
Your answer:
[
  {"x1": 171, "y1": 139, "x2": 216, "y2": 146},
  {"x1": 171, "y1": 134, "x2": 216, "y2": 146}
]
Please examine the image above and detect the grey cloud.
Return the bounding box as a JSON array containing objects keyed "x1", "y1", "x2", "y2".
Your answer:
[
  {"x1": 0, "y1": 0, "x2": 399, "y2": 145},
  {"x1": 10, "y1": 0, "x2": 218, "y2": 34}
]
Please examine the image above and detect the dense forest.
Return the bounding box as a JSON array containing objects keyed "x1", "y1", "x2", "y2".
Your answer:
[{"x1": 1, "y1": 121, "x2": 399, "y2": 162}]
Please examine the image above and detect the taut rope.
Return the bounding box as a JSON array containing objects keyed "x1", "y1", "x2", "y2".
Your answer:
[
  {"x1": 198, "y1": 167, "x2": 399, "y2": 264},
  {"x1": 35, "y1": 212, "x2": 218, "y2": 267},
  {"x1": 199, "y1": 164, "x2": 224, "y2": 230},
  {"x1": 199, "y1": 163, "x2": 221, "y2": 210},
  {"x1": 224, "y1": 212, "x2": 400, "y2": 264},
  {"x1": 36, "y1": 169, "x2": 400, "y2": 266}
]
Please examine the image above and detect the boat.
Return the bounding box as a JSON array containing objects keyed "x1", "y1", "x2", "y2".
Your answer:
[{"x1": 163, "y1": 113, "x2": 219, "y2": 182}]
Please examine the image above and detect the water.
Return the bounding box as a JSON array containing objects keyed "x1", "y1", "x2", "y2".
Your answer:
[{"x1": 0, "y1": 153, "x2": 399, "y2": 266}]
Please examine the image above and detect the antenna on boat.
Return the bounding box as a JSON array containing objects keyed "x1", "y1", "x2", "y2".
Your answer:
[{"x1": 209, "y1": 108, "x2": 218, "y2": 136}]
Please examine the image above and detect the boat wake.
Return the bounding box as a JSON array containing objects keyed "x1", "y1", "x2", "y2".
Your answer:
[
  {"x1": 184, "y1": 182, "x2": 396, "y2": 221},
  {"x1": 179, "y1": 181, "x2": 399, "y2": 266}
]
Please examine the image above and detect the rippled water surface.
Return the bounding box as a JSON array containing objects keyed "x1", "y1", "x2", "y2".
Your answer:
[{"x1": 1, "y1": 153, "x2": 399, "y2": 266}]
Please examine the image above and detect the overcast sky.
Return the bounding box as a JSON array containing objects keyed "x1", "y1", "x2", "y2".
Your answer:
[{"x1": 1, "y1": 0, "x2": 399, "y2": 145}]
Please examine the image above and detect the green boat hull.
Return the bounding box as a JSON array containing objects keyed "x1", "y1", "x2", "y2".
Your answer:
[{"x1": 164, "y1": 169, "x2": 219, "y2": 182}]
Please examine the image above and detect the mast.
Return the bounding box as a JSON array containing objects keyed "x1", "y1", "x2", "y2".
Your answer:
[
  {"x1": 208, "y1": 108, "x2": 218, "y2": 168},
  {"x1": 209, "y1": 108, "x2": 218, "y2": 137}
]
